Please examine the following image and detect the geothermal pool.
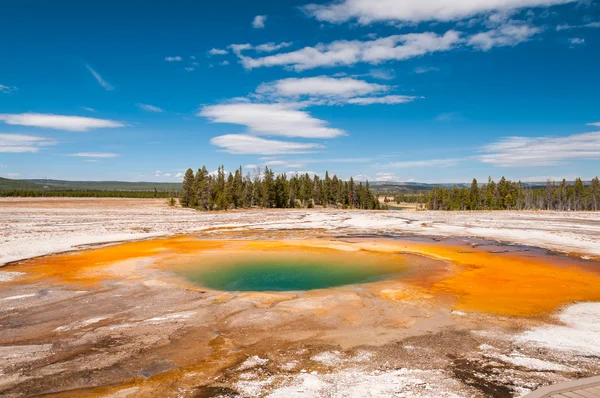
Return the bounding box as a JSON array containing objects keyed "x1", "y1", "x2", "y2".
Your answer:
[
  {"x1": 172, "y1": 249, "x2": 435, "y2": 291},
  {"x1": 3, "y1": 235, "x2": 600, "y2": 397}
]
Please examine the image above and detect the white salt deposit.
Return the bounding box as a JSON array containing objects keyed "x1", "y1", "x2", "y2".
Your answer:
[
  {"x1": 0, "y1": 271, "x2": 25, "y2": 282},
  {"x1": 518, "y1": 302, "x2": 600, "y2": 356},
  {"x1": 488, "y1": 354, "x2": 574, "y2": 371},
  {"x1": 311, "y1": 351, "x2": 344, "y2": 366},
  {"x1": 238, "y1": 355, "x2": 269, "y2": 370},
  {"x1": 264, "y1": 368, "x2": 465, "y2": 398}
]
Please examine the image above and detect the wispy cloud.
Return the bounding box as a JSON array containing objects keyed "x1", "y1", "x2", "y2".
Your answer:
[
  {"x1": 414, "y1": 66, "x2": 439, "y2": 74},
  {"x1": 252, "y1": 15, "x2": 267, "y2": 29},
  {"x1": 209, "y1": 48, "x2": 228, "y2": 56},
  {"x1": 476, "y1": 131, "x2": 600, "y2": 167},
  {"x1": 0, "y1": 84, "x2": 17, "y2": 94},
  {"x1": 255, "y1": 42, "x2": 292, "y2": 52},
  {"x1": 0, "y1": 113, "x2": 125, "y2": 132},
  {"x1": 556, "y1": 21, "x2": 600, "y2": 31},
  {"x1": 256, "y1": 76, "x2": 389, "y2": 101},
  {"x1": 0, "y1": 133, "x2": 56, "y2": 153},
  {"x1": 380, "y1": 158, "x2": 462, "y2": 168},
  {"x1": 85, "y1": 64, "x2": 114, "y2": 91},
  {"x1": 136, "y1": 103, "x2": 164, "y2": 112},
  {"x1": 346, "y1": 95, "x2": 417, "y2": 105},
  {"x1": 367, "y1": 68, "x2": 396, "y2": 80},
  {"x1": 234, "y1": 31, "x2": 462, "y2": 71},
  {"x1": 568, "y1": 37, "x2": 585, "y2": 46},
  {"x1": 199, "y1": 103, "x2": 345, "y2": 139},
  {"x1": 303, "y1": 0, "x2": 575, "y2": 24},
  {"x1": 253, "y1": 76, "x2": 419, "y2": 106},
  {"x1": 435, "y1": 112, "x2": 464, "y2": 121},
  {"x1": 165, "y1": 56, "x2": 182, "y2": 62},
  {"x1": 210, "y1": 134, "x2": 323, "y2": 155},
  {"x1": 64, "y1": 152, "x2": 119, "y2": 158},
  {"x1": 587, "y1": 122, "x2": 600, "y2": 127},
  {"x1": 80, "y1": 106, "x2": 97, "y2": 112},
  {"x1": 468, "y1": 22, "x2": 541, "y2": 51}
]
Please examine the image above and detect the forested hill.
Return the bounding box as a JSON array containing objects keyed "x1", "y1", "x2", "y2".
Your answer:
[{"x1": 0, "y1": 177, "x2": 182, "y2": 198}]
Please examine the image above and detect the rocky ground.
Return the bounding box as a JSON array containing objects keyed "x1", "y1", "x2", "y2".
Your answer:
[{"x1": 0, "y1": 198, "x2": 599, "y2": 398}]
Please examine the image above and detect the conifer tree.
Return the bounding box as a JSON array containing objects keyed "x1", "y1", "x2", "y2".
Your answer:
[{"x1": 179, "y1": 168, "x2": 195, "y2": 207}]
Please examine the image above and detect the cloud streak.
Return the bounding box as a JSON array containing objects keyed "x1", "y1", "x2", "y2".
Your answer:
[
  {"x1": 86, "y1": 64, "x2": 114, "y2": 91},
  {"x1": 303, "y1": 0, "x2": 575, "y2": 24},
  {"x1": 210, "y1": 134, "x2": 323, "y2": 155},
  {"x1": 0, "y1": 113, "x2": 125, "y2": 132},
  {"x1": 0, "y1": 84, "x2": 17, "y2": 94},
  {"x1": 235, "y1": 31, "x2": 462, "y2": 71},
  {"x1": 136, "y1": 103, "x2": 164, "y2": 112},
  {"x1": 0, "y1": 133, "x2": 56, "y2": 153},
  {"x1": 64, "y1": 152, "x2": 119, "y2": 158},
  {"x1": 199, "y1": 103, "x2": 345, "y2": 138},
  {"x1": 476, "y1": 131, "x2": 600, "y2": 167}
]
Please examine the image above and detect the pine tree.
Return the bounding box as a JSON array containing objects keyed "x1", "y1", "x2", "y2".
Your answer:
[{"x1": 179, "y1": 168, "x2": 195, "y2": 207}]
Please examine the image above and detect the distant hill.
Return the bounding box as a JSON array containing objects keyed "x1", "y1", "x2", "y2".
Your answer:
[{"x1": 1, "y1": 178, "x2": 182, "y2": 192}]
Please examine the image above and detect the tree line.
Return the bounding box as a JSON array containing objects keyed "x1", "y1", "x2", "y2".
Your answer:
[
  {"x1": 0, "y1": 189, "x2": 172, "y2": 198},
  {"x1": 178, "y1": 166, "x2": 380, "y2": 210},
  {"x1": 424, "y1": 177, "x2": 600, "y2": 211}
]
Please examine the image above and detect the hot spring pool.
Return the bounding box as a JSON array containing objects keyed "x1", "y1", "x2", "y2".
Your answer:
[{"x1": 177, "y1": 259, "x2": 407, "y2": 291}]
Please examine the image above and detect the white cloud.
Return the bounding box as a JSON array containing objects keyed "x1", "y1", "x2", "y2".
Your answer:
[
  {"x1": 175, "y1": 172, "x2": 184, "y2": 178},
  {"x1": 80, "y1": 106, "x2": 97, "y2": 112},
  {"x1": 209, "y1": 48, "x2": 228, "y2": 55},
  {"x1": 587, "y1": 122, "x2": 600, "y2": 127},
  {"x1": 256, "y1": 76, "x2": 390, "y2": 102},
  {"x1": 253, "y1": 15, "x2": 267, "y2": 29},
  {"x1": 468, "y1": 22, "x2": 541, "y2": 51},
  {"x1": 165, "y1": 56, "x2": 182, "y2": 62},
  {"x1": 262, "y1": 159, "x2": 305, "y2": 168},
  {"x1": 64, "y1": 152, "x2": 119, "y2": 158},
  {"x1": 185, "y1": 67, "x2": 196, "y2": 72},
  {"x1": 0, "y1": 113, "x2": 125, "y2": 132},
  {"x1": 136, "y1": 103, "x2": 164, "y2": 112},
  {"x1": 557, "y1": 21, "x2": 600, "y2": 31},
  {"x1": 382, "y1": 158, "x2": 461, "y2": 168},
  {"x1": 0, "y1": 133, "x2": 56, "y2": 153},
  {"x1": 375, "y1": 172, "x2": 400, "y2": 182},
  {"x1": 255, "y1": 42, "x2": 292, "y2": 52},
  {"x1": 210, "y1": 134, "x2": 324, "y2": 155},
  {"x1": 346, "y1": 95, "x2": 418, "y2": 105},
  {"x1": 414, "y1": 66, "x2": 439, "y2": 74},
  {"x1": 435, "y1": 111, "x2": 464, "y2": 121},
  {"x1": 235, "y1": 31, "x2": 462, "y2": 71},
  {"x1": 199, "y1": 103, "x2": 345, "y2": 138},
  {"x1": 568, "y1": 37, "x2": 585, "y2": 46},
  {"x1": 368, "y1": 68, "x2": 396, "y2": 80},
  {"x1": 0, "y1": 84, "x2": 17, "y2": 94},
  {"x1": 303, "y1": 0, "x2": 575, "y2": 24},
  {"x1": 476, "y1": 131, "x2": 600, "y2": 167},
  {"x1": 164, "y1": 173, "x2": 172, "y2": 177},
  {"x1": 85, "y1": 64, "x2": 114, "y2": 91},
  {"x1": 220, "y1": 60, "x2": 230, "y2": 66}
]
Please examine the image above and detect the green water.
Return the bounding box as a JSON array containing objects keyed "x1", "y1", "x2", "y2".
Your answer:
[{"x1": 179, "y1": 259, "x2": 404, "y2": 292}]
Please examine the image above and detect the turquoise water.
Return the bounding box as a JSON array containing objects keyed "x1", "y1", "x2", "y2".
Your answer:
[{"x1": 179, "y1": 259, "x2": 405, "y2": 292}]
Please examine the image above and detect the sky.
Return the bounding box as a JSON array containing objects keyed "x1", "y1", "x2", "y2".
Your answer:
[{"x1": 0, "y1": 0, "x2": 599, "y2": 183}]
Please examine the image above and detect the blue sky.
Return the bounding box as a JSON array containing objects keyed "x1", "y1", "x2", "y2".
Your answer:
[{"x1": 1, "y1": 0, "x2": 599, "y2": 183}]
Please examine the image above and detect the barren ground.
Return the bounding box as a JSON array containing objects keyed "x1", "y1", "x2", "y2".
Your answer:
[
  {"x1": 0, "y1": 198, "x2": 599, "y2": 398},
  {"x1": 2, "y1": 198, "x2": 599, "y2": 266}
]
